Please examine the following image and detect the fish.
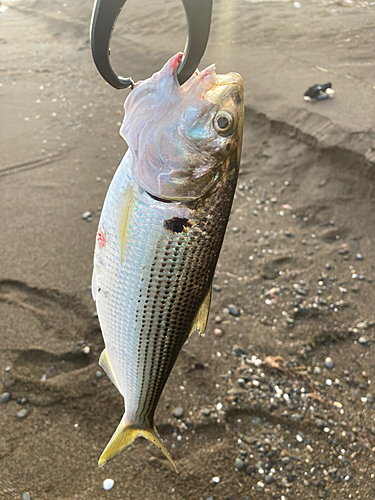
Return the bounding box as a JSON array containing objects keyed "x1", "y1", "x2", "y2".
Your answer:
[{"x1": 92, "y1": 52, "x2": 244, "y2": 471}]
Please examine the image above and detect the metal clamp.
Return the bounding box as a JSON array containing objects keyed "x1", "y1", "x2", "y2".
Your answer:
[{"x1": 90, "y1": 0, "x2": 213, "y2": 89}]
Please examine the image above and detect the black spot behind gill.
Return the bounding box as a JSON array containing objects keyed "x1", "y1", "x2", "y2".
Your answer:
[{"x1": 163, "y1": 217, "x2": 192, "y2": 233}]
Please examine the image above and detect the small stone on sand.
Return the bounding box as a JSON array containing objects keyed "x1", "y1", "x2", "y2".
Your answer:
[
  {"x1": 103, "y1": 479, "x2": 114, "y2": 490},
  {"x1": 324, "y1": 357, "x2": 334, "y2": 369},
  {"x1": 17, "y1": 409, "x2": 28, "y2": 419},
  {"x1": 173, "y1": 406, "x2": 184, "y2": 418},
  {"x1": 228, "y1": 304, "x2": 240, "y2": 317},
  {"x1": 82, "y1": 211, "x2": 92, "y2": 221},
  {"x1": 1, "y1": 392, "x2": 10, "y2": 404}
]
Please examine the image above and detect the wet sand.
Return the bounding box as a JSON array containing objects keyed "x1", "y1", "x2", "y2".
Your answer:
[{"x1": 1, "y1": 1, "x2": 375, "y2": 499}]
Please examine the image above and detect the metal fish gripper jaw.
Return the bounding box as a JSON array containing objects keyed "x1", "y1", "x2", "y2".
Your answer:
[{"x1": 90, "y1": 0, "x2": 213, "y2": 89}]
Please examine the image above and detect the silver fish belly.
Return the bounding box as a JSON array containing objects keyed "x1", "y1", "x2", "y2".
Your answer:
[{"x1": 92, "y1": 52, "x2": 244, "y2": 470}]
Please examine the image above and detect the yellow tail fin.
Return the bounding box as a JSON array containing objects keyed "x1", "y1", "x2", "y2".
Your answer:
[{"x1": 98, "y1": 417, "x2": 178, "y2": 473}]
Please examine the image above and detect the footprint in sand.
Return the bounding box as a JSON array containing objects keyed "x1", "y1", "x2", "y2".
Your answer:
[{"x1": 0, "y1": 280, "x2": 101, "y2": 392}]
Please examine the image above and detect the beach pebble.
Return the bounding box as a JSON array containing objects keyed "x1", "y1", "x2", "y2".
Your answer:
[
  {"x1": 243, "y1": 435, "x2": 257, "y2": 445},
  {"x1": 173, "y1": 407, "x2": 184, "y2": 419},
  {"x1": 81, "y1": 211, "x2": 92, "y2": 221},
  {"x1": 367, "y1": 394, "x2": 374, "y2": 404},
  {"x1": 316, "y1": 419, "x2": 325, "y2": 429},
  {"x1": 356, "y1": 253, "x2": 364, "y2": 260},
  {"x1": 356, "y1": 322, "x2": 368, "y2": 330},
  {"x1": 265, "y1": 474, "x2": 273, "y2": 484},
  {"x1": 0, "y1": 392, "x2": 10, "y2": 404},
  {"x1": 246, "y1": 465, "x2": 256, "y2": 475},
  {"x1": 237, "y1": 378, "x2": 246, "y2": 388},
  {"x1": 22, "y1": 493, "x2": 31, "y2": 500},
  {"x1": 213, "y1": 284, "x2": 221, "y2": 292},
  {"x1": 228, "y1": 304, "x2": 240, "y2": 317},
  {"x1": 103, "y1": 479, "x2": 114, "y2": 490},
  {"x1": 17, "y1": 409, "x2": 28, "y2": 419},
  {"x1": 214, "y1": 328, "x2": 224, "y2": 337},
  {"x1": 324, "y1": 357, "x2": 334, "y2": 370},
  {"x1": 235, "y1": 457, "x2": 244, "y2": 470},
  {"x1": 211, "y1": 476, "x2": 220, "y2": 486},
  {"x1": 95, "y1": 371, "x2": 102, "y2": 379},
  {"x1": 256, "y1": 481, "x2": 265, "y2": 492},
  {"x1": 358, "y1": 336, "x2": 368, "y2": 345}
]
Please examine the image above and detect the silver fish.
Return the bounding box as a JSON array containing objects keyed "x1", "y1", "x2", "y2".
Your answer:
[{"x1": 92, "y1": 52, "x2": 243, "y2": 471}]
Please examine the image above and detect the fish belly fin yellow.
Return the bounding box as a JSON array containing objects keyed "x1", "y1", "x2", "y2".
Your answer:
[
  {"x1": 189, "y1": 284, "x2": 212, "y2": 337},
  {"x1": 99, "y1": 348, "x2": 121, "y2": 393},
  {"x1": 118, "y1": 185, "x2": 134, "y2": 265},
  {"x1": 98, "y1": 417, "x2": 178, "y2": 473}
]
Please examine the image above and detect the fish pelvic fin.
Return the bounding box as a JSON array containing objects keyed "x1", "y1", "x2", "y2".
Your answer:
[
  {"x1": 99, "y1": 348, "x2": 121, "y2": 393},
  {"x1": 98, "y1": 417, "x2": 178, "y2": 473}
]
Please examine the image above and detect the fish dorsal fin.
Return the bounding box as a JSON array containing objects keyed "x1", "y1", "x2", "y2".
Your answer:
[
  {"x1": 99, "y1": 348, "x2": 121, "y2": 393},
  {"x1": 118, "y1": 186, "x2": 134, "y2": 265},
  {"x1": 189, "y1": 284, "x2": 212, "y2": 338}
]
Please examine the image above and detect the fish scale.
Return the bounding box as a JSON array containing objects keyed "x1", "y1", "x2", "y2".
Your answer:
[
  {"x1": 92, "y1": 53, "x2": 243, "y2": 471},
  {"x1": 98, "y1": 172, "x2": 233, "y2": 423}
]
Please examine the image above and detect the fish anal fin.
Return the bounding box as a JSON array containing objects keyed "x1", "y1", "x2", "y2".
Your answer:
[
  {"x1": 118, "y1": 186, "x2": 134, "y2": 265},
  {"x1": 99, "y1": 348, "x2": 121, "y2": 393},
  {"x1": 98, "y1": 417, "x2": 178, "y2": 473},
  {"x1": 189, "y1": 284, "x2": 212, "y2": 338}
]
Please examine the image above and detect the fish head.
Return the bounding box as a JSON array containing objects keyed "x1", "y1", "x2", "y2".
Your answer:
[{"x1": 120, "y1": 53, "x2": 244, "y2": 202}]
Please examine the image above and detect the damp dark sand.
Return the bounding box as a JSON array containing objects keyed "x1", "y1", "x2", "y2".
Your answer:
[{"x1": 1, "y1": 1, "x2": 375, "y2": 499}]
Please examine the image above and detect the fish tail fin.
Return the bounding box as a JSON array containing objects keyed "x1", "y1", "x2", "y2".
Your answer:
[{"x1": 98, "y1": 417, "x2": 178, "y2": 473}]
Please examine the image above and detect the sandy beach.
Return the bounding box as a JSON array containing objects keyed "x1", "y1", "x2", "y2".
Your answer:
[{"x1": 1, "y1": 0, "x2": 375, "y2": 498}]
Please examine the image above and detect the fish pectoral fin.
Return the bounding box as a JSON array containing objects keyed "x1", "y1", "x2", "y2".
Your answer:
[
  {"x1": 99, "y1": 349, "x2": 121, "y2": 393},
  {"x1": 98, "y1": 417, "x2": 178, "y2": 473},
  {"x1": 189, "y1": 284, "x2": 212, "y2": 338},
  {"x1": 118, "y1": 185, "x2": 134, "y2": 265}
]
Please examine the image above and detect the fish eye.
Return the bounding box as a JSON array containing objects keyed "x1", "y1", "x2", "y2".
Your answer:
[{"x1": 214, "y1": 111, "x2": 234, "y2": 136}]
